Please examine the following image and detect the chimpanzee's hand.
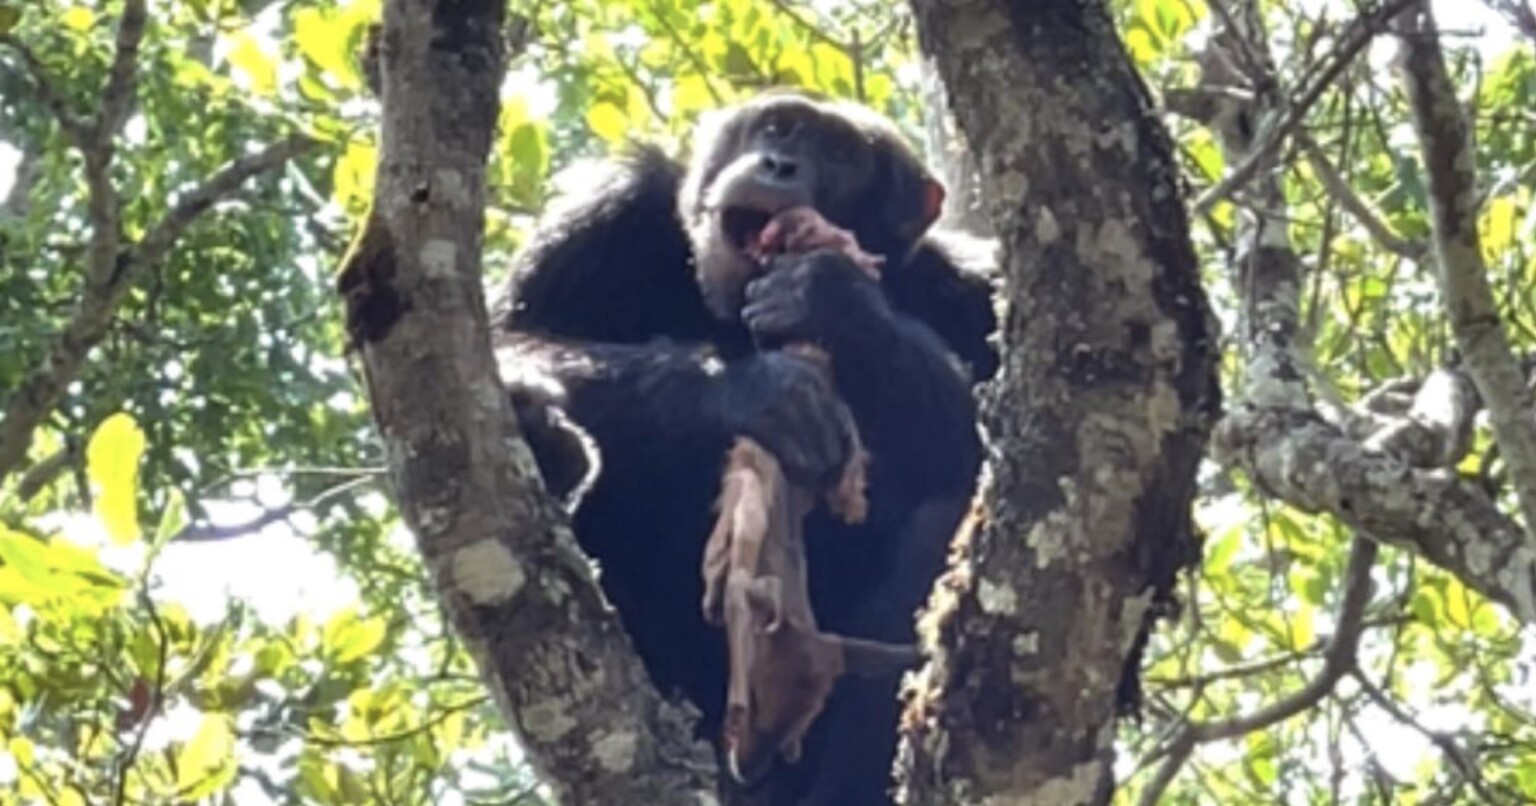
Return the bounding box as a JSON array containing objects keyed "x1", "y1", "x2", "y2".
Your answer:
[
  {"x1": 742, "y1": 250, "x2": 895, "y2": 355},
  {"x1": 717, "y1": 351, "x2": 854, "y2": 487}
]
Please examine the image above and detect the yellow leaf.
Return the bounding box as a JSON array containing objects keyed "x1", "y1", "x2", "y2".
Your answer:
[
  {"x1": 225, "y1": 29, "x2": 277, "y2": 96},
  {"x1": 332, "y1": 139, "x2": 377, "y2": 213},
  {"x1": 294, "y1": 8, "x2": 364, "y2": 90},
  {"x1": 87, "y1": 413, "x2": 145, "y2": 546},
  {"x1": 1289, "y1": 604, "x2": 1315, "y2": 649},
  {"x1": 1481, "y1": 194, "x2": 1518, "y2": 263},
  {"x1": 586, "y1": 102, "x2": 628, "y2": 145},
  {"x1": 1124, "y1": 27, "x2": 1160, "y2": 68},
  {"x1": 8, "y1": 736, "x2": 34, "y2": 768},
  {"x1": 673, "y1": 75, "x2": 717, "y2": 117},
  {"x1": 61, "y1": 6, "x2": 94, "y2": 31},
  {"x1": 1444, "y1": 576, "x2": 1471, "y2": 628},
  {"x1": 175, "y1": 713, "x2": 236, "y2": 796},
  {"x1": 323, "y1": 608, "x2": 387, "y2": 663}
]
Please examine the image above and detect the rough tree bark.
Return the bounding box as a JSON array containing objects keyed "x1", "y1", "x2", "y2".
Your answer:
[
  {"x1": 335, "y1": 2, "x2": 714, "y2": 802},
  {"x1": 1396, "y1": 1, "x2": 1536, "y2": 539},
  {"x1": 898, "y1": 0, "x2": 1220, "y2": 803}
]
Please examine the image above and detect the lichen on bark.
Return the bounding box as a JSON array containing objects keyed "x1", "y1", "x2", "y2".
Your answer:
[
  {"x1": 337, "y1": 2, "x2": 716, "y2": 802},
  {"x1": 897, "y1": 0, "x2": 1220, "y2": 802}
]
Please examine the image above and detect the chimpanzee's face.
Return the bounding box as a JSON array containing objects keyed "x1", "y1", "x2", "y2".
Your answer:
[{"x1": 679, "y1": 93, "x2": 944, "y2": 320}]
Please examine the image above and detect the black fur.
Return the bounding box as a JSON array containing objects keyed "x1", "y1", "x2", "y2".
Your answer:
[{"x1": 494, "y1": 93, "x2": 997, "y2": 805}]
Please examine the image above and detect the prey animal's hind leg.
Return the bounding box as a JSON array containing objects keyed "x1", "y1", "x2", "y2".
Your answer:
[{"x1": 703, "y1": 439, "x2": 777, "y2": 625}]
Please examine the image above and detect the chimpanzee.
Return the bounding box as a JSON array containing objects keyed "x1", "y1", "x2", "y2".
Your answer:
[{"x1": 493, "y1": 89, "x2": 997, "y2": 805}]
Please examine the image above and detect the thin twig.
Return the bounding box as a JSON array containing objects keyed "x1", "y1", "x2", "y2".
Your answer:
[
  {"x1": 1354, "y1": 671, "x2": 1514, "y2": 804},
  {"x1": 174, "y1": 474, "x2": 373, "y2": 542},
  {"x1": 1135, "y1": 538, "x2": 1378, "y2": 802},
  {"x1": 113, "y1": 584, "x2": 169, "y2": 804},
  {"x1": 1194, "y1": 0, "x2": 1420, "y2": 214},
  {"x1": 1300, "y1": 135, "x2": 1425, "y2": 259}
]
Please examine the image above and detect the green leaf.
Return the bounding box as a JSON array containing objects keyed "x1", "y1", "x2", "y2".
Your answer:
[
  {"x1": 1411, "y1": 585, "x2": 1444, "y2": 626},
  {"x1": 1204, "y1": 525, "x2": 1242, "y2": 575},
  {"x1": 323, "y1": 608, "x2": 386, "y2": 663},
  {"x1": 175, "y1": 713, "x2": 236, "y2": 798},
  {"x1": 152, "y1": 488, "x2": 187, "y2": 552},
  {"x1": 87, "y1": 413, "x2": 146, "y2": 545},
  {"x1": 0, "y1": 6, "x2": 20, "y2": 34}
]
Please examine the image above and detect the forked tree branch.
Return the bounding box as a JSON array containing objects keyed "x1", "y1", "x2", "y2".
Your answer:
[
  {"x1": 1180, "y1": 0, "x2": 1536, "y2": 623},
  {"x1": 1396, "y1": 2, "x2": 1536, "y2": 541},
  {"x1": 0, "y1": 3, "x2": 314, "y2": 484}
]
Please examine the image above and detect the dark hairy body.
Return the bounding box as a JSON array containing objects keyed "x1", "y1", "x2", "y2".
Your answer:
[{"x1": 494, "y1": 91, "x2": 998, "y2": 805}]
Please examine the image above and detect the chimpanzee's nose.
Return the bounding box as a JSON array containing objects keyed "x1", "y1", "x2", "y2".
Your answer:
[{"x1": 759, "y1": 153, "x2": 799, "y2": 182}]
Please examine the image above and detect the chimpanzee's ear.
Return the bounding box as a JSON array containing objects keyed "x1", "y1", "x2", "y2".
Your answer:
[
  {"x1": 921, "y1": 179, "x2": 946, "y2": 233},
  {"x1": 836, "y1": 636, "x2": 922, "y2": 677},
  {"x1": 884, "y1": 153, "x2": 947, "y2": 243}
]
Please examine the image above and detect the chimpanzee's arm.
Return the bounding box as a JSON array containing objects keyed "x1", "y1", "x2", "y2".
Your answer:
[
  {"x1": 743, "y1": 251, "x2": 985, "y2": 502},
  {"x1": 499, "y1": 335, "x2": 853, "y2": 492}
]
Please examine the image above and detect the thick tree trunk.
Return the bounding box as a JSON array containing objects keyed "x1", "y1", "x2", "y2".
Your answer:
[
  {"x1": 899, "y1": 1, "x2": 1220, "y2": 803},
  {"x1": 336, "y1": 2, "x2": 715, "y2": 802}
]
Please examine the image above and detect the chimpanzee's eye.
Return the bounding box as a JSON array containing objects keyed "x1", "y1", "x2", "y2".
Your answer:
[
  {"x1": 760, "y1": 111, "x2": 801, "y2": 140},
  {"x1": 824, "y1": 130, "x2": 858, "y2": 161}
]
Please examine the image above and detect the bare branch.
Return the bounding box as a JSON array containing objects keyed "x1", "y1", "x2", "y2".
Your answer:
[
  {"x1": 174, "y1": 474, "x2": 373, "y2": 543},
  {"x1": 1355, "y1": 671, "x2": 1517, "y2": 804},
  {"x1": 93, "y1": 0, "x2": 147, "y2": 149},
  {"x1": 1482, "y1": 0, "x2": 1536, "y2": 44},
  {"x1": 1193, "y1": 0, "x2": 1420, "y2": 215},
  {"x1": 340, "y1": 3, "x2": 714, "y2": 801},
  {"x1": 136, "y1": 135, "x2": 315, "y2": 266},
  {"x1": 1364, "y1": 367, "x2": 1479, "y2": 467},
  {"x1": 1300, "y1": 136, "x2": 1426, "y2": 260},
  {"x1": 1136, "y1": 538, "x2": 1378, "y2": 803},
  {"x1": 1396, "y1": 2, "x2": 1536, "y2": 541},
  {"x1": 14, "y1": 440, "x2": 81, "y2": 501}
]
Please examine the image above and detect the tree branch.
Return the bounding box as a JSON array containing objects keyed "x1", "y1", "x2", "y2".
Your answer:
[
  {"x1": 1354, "y1": 670, "x2": 1515, "y2": 803},
  {"x1": 1136, "y1": 537, "x2": 1377, "y2": 804},
  {"x1": 1396, "y1": 2, "x2": 1536, "y2": 541},
  {"x1": 93, "y1": 0, "x2": 147, "y2": 150},
  {"x1": 0, "y1": 33, "x2": 91, "y2": 145},
  {"x1": 0, "y1": 135, "x2": 316, "y2": 482},
  {"x1": 898, "y1": 0, "x2": 1220, "y2": 800},
  {"x1": 339, "y1": 2, "x2": 714, "y2": 802},
  {"x1": 1189, "y1": 0, "x2": 1536, "y2": 623},
  {"x1": 1192, "y1": 0, "x2": 1420, "y2": 215},
  {"x1": 1215, "y1": 406, "x2": 1536, "y2": 620},
  {"x1": 1299, "y1": 136, "x2": 1426, "y2": 260}
]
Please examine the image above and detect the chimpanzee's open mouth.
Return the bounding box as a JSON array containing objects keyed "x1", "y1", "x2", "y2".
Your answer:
[{"x1": 721, "y1": 207, "x2": 775, "y2": 251}]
